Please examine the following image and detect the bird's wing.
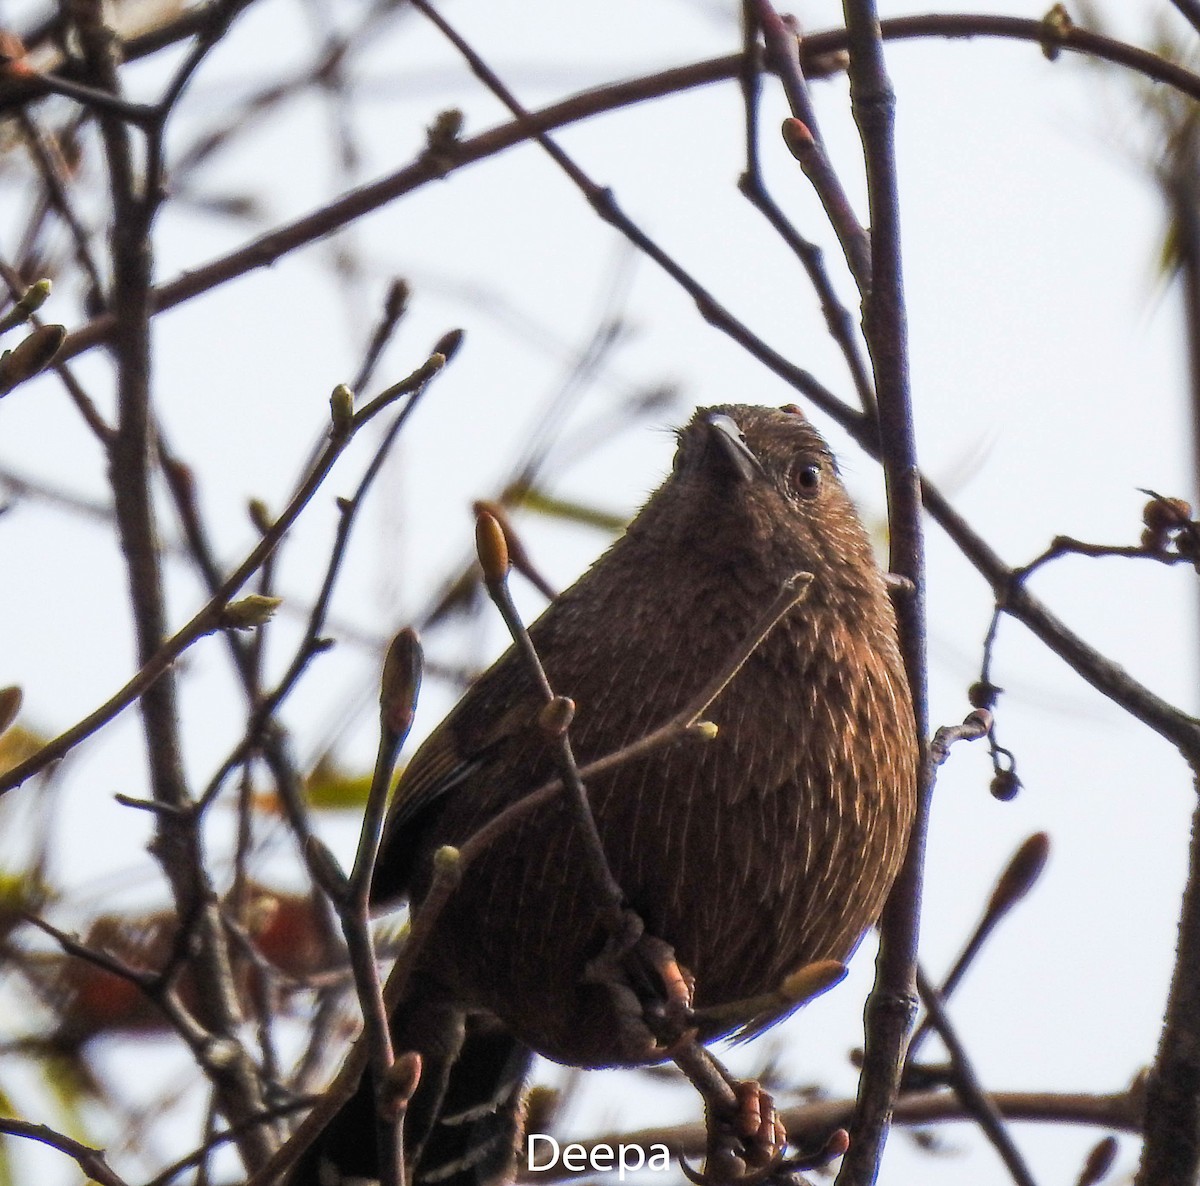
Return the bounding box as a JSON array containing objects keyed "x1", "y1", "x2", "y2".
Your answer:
[
  {"x1": 391, "y1": 666, "x2": 541, "y2": 827},
  {"x1": 371, "y1": 654, "x2": 542, "y2": 904},
  {"x1": 384, "y1": 727, "x2": 487, "y2": 837}
]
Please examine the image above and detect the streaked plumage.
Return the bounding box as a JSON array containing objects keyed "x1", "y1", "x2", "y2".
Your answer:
[{"x1": 300, "y1": 403, "x2": 918, "y2": 1185}]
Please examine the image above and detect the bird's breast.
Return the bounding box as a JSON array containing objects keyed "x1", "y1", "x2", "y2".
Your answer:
[{"x1": 413, "y1": 606, "x2": 916, "y2": 1067}]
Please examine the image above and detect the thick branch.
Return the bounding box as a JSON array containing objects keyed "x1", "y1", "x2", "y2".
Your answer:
[
  {"x1": 836, "y1": 3, "x2": 925, "y2": 1182},
  {"x1": 1136, "y1": 760, "x2": 1200, "y2": 1185}
]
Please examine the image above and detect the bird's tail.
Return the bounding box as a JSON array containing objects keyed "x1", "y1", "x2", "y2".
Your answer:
[
  {"x1": 287, "y1": 1002, "x2": 532, "y2": 1186},
  {"x1": 417, "y1": 1018, "x2": 533, "y2": 1185}
]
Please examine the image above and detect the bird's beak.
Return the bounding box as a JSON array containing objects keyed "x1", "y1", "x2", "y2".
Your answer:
[{"x1": 706, "y1": 413, "x2": 764, "y2": 482}]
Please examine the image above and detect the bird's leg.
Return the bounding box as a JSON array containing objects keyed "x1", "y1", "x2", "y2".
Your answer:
[
  {"x1": 589, "y1": 925, "x2": 790, "y2": 1186},
  {"x1": 699, "y1": 1077, "x2": 788, "y2": 1181}
]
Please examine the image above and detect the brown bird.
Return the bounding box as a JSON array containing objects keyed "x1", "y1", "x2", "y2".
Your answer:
[{"x1": 295, "y1": 403, "x2": 918, "y2": 1185}]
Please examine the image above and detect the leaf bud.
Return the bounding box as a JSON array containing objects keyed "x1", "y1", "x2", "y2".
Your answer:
[
  {"x1": 987, "y1": 832, "x2": 1050, "y2": 918},
  {"x1": 778, "y1": 959, "x2": 847, "y2": 1006},
  {"x1": 220, "y1": 594, "x2": 282, "y2": 630},
  {"x1": 0, "y1": 324, "x2": 66, "y2": 395},
  {"x1": 475, "y1": 509, "x2": 510, "y2": 587},
  {"x1": 381, "y1": 627, "x2": 423, "y2": 740},
  {"x1": 329, "y1": 384, "x2": 355, "y2": 435},
  {"x1": 537, "y1": 696, "x2": 575, "y2": 737},
  {"x1": 0, "y1": 686, "x2": 22, "y2": 735}
]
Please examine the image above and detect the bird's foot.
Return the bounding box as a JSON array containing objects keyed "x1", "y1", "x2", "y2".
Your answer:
[
  {"x1": 684, "y1": 1087, "x2": 846, "y2": 1186},
  {"x1": 633, "y1": 930, "x2": 695, "y2": 1038},
  {"x1": 582, "y1": 914, "x2": 694, "y2": 1059},
  {"x1": 707, "y1": 1080, "x2": 786, "y2": 1179}
]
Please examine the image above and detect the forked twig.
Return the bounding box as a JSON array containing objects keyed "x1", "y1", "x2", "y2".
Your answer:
[{"x1": 0, "y1": 350, "x2": 448, "y2": 795}]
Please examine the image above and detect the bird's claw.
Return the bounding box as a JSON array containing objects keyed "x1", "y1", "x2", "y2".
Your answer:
[
  {"x1": 684, "y1": 1080, "x2": 788, "y2": 1185},
  {"x1": 686, "y1": 1077, "x2": 847, "y2": 1185},
  {"x1": 635, "y1": 931, "x2": 695, "y2": 1036},
  {"x1": 582, "y1": 916, "x2": 694, "y2": 1058},
  {"x1": 733, "y1": 1080, "x2": 786, "y2": 1167}
]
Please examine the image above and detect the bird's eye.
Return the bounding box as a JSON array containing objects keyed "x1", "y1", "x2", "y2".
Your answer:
[{"x1": 793, "y1": 461, "x2": 822, "y2": 496}]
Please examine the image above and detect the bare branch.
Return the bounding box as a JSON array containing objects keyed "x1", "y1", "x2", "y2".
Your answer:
[
  {"x1": 0, "y1": 351, "x2": 447, "y2": 794},
  {"x1": 0, "y1": 1119, "x2": 131, "y2": 1186}
]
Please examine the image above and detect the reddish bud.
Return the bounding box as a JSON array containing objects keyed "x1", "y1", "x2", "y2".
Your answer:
[
  {"x1": 432, "y1": 328, "x2": 465, "y2": 362},
  {"x1": 0, "y1": 324, "x2": 66, "y2": 395},
  {"x1": 382, "y1": 1050, "x2": 423, "y2": 1114},
  {"x1": 1076, "y1": 1135, "x2": 1118, "y2": 1186},
  {"x1": 380, "y1": 627, "x2": 423, "y2": 741},
  {"x1": 0, "y1": 686, "x2": 21, "y2": 736},
  {"x1": 781, "y1": 117, "x2": 816, "y2": 161},
  {"x1": 987, "y1": 832, "x2": 1050, "y2": 919}
]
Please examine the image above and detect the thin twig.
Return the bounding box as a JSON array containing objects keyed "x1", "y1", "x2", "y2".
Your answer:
[
  {"x1": 736, "y1": 174, "x2": 876, "y2": 416},
  {"x1": 509, "y1": 1088, "x2": 1141, "y2": 1183},
  {"x1": 353, "y1": 279, "x2": 411, "y2": 393},
  {"x1": 1136, "y1": 757, "x2": 1200, "y2": 1186},
  {"x1": 938, "y1": 484, "x2": 1200, "y2": 754},
  {"x1": 25, "y1": 68, "x2": 156, "y2": 123},
  {"x1": 928, "y1": 708, "x2": 991, "y2": 768},
  {"x1": 247, "y1": 1033, "x2": 375, "y2": 1186},
  {"x1": 142, "y1": 1098, "x2": 315, "y2": 1186},
  {"x1": 1169, "y1": 0, "x2": 1200, "y2": 40},
  {"x1": 1008, "y1": 524, "x2": 1200, "y2": 589},
  {"x1": 196, "y1": 349, "x2": 445, "y2": 818},
  {"x1": 0, "y1": 1119, "x2": 131, "y2": 1186},
  {"x1": 154, "y1": 0, "x2": 251, "y2": 117},
  {"x1": 14, "y1": 110, "x2": 106, "y2": 301},
  {"x1": 22, "y1": 911, "x2": 154, "y2": 991},
  {"x1": 750, "y1": 0, "x2": 871, "y2": 289},
  {"x1": 73, "y1": 0, "x2": 277, "y2": 1159},
  {"x1": 736, "y1": 8, "x2": 875, "y2": 416},
  {"x1": 307, "y1": 630, "x2": 423, "y2": 1186},
  {"x1": 0, "y1": 265, "x2": 113, "y2": 443},
  {"x1": 0, "y1": 352, "x2": 447, "y2": 795},
  {"x1": 0, "y1": 462, "x2": 114, "y2": 523},
  {"x1": 475, "y1": 511, "x2": 625, "y2": 920},
  {"x1": 914, "y1": 968, "x2": 1039, "y2": 1186},
  {"x1": 907, "y1": 833, "x2": 1050, "y2": 1063}
]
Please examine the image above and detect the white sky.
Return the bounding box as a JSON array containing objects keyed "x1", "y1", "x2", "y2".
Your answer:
[{"x1": 0, "y1": 1, "x2": 1195, "y2": 1183}]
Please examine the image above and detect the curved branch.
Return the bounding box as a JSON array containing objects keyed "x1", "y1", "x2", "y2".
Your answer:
[{"x1": 54, "y1": 15, "x2": 1200, "y2": 365}]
